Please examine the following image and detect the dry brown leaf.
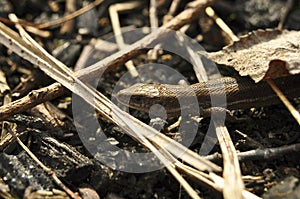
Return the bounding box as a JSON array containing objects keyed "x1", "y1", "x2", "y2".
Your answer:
[
  {"x1": 263, "y1": 59, "x2": 291, "y2": 79},
  {"x1": 209, "y1": 29, "x2": 300, "y2": 82}
]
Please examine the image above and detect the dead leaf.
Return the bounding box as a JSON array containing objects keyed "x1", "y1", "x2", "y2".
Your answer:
[
  {"x1": 263, "y1": 59, "x2": 290, "y2": 79},
  {"x1": 208, "y1": 29, "x2": 300, "y2": 82}
]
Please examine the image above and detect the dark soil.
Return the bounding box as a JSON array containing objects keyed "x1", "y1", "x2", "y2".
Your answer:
[{"x1": 0, "y1": 0, "x2": 300, "y2": 198}]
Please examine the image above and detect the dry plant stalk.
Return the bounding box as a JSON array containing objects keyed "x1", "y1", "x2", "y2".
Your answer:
[
  {"x1": 0, "y1": 10, "x2": 228, "y2": 199},
  {"x1": 0, "y1": 1, "x2": 264, "y2": 198},
  {"x1": 200, "y1": 7, "x2": 245, "y2": 199},
  {"x1": 109, "y1": 1, "x2": 141, "y2": 77},
  {"x1": 0, "y1": 0, "x2": 216, "y2": 122}
]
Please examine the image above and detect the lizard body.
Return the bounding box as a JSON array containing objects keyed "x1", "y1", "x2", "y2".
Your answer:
[{"x1": 116, "y1": 75, "x2": 300, "y2": 116}]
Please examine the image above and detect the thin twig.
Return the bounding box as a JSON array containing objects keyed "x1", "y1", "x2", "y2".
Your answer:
[
  {"x1": 163, "y1": 0, "x2": 181, "y2": 24},
  {"x1": 278, "y1": 0, "x2": 295, "y2": 30},
  {"x1": 238, "y1": 143, "x2": 300, "y2": 161},
  {"x1": 267, "y1": 79, "x2": 300, "y2": 125},
  {"x1": 60, "y1": 0, "x2": 77, "y2": 34},
  {"x1": 109, "y1": 1, "x2": 141, "y2": 77},
  {"x1": 148, "y1": 0, "x2": 160, "y2": 60},
  {"x1": 0, "y1": 69, "x2": 11, "y2": 140},
  {"x1": 35, "y1": 0, "x2": 104, "y2": 29},
  {"x1": 205, "y1": 6, "x2": 239, "y2": 42},
  {"x1": 204, "y1": 143, "x2": 300, "y2": 162},
  {"x1": 235, "y1": 130, "x2": 264, "y2": 149},
  {"x1": 0, "y1": 83, "x2": 67, "y2": 121},
  {"x1": 150, "y1": 0, "x2": 159, "y2": 28},
  {"x1": 0, "y1": 0, "x2": 103, "y2": 30},
  {"x1": 214, "y1": 121, "x2": 244, "y2": 199}
]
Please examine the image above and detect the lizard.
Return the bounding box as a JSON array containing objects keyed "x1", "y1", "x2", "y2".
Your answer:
[{"x1": 115, "y1": 74, "x2": 300, "y2": 117}]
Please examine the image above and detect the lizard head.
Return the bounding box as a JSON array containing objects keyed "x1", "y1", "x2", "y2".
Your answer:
[{"x1": 115, "y1": 83, "x2": 182, "y2": 116}]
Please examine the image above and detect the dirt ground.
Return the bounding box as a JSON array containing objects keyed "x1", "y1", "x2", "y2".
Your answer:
[{"x1": 0, "y1": 0, "x2": 300, "y2": 198}]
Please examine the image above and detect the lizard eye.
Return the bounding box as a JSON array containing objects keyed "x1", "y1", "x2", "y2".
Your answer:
[{"x1": 132, "y1": 96, "x2": 142, "y2": 104}]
